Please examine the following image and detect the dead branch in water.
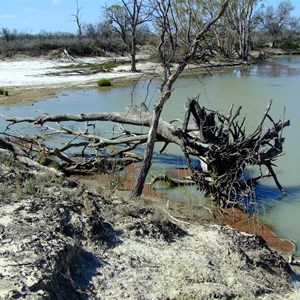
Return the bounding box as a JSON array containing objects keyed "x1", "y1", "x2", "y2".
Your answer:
[
  {"x1": 179, "y1": 98, "x2": 289, "y2": 207},
  {"x1": 1, "y1": 99, "x2": 289, "y2": 208}
]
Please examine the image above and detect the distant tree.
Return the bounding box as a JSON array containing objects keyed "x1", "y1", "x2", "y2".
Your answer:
[
  {"x1": 149, "y1": 0, "x2": 228, "y2": 61},
  {"x1": 1, "y1": 27, "x2": 17, "y2": 42},
  {"x1": 258, "y1": 0, "x2": 299, "y2": 48},
  {"x1": 199, "y1": 1, "x2": 234, "y2": 58},
  {"x1": 71, "y1": 0, "x2": 83, "y2": 41},
  {"x1": 226, "y1": 0, "x2": 262, "y2": 61},
  {"x1": 280, "y1": 16, "x2": 300, "y2": 49},
  {"x1": 135, "y1": 24, "x2": 155, "y2": 46},
  {"x1": 104, "y1": 0, "x2": 152, "y2": 72},
  {"x1": 83, "y1": 21, "x2": 125, "y2": 53}
]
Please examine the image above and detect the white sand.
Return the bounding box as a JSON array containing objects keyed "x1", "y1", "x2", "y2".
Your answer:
[{"x1": 0, "y1": 56, "x2": 137, "y2": 87}]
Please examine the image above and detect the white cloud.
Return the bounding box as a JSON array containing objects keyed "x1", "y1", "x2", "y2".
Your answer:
[
  {"x1": 0, "y1": 14, "x2": 17, "y2": 19},
  {"x1": 25, "y1": 8, "x2": 43, "y2": 13},
  {"x1": 51, "y1": 0, "x2": 62, "y2": 5}
]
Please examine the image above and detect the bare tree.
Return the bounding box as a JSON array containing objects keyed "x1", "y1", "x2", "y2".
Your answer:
[
  {"x1": 104, "y1": 0, "x2": 152, "y2": 72},
  {"x1": 71, "y1": 0, "x2": 83, "y2": 41},
  {"x1": 201, "y1": 1, "x2": 235, "y2": 58},
  {"x1": 131, "y1": 0, "x2": 229, "y2": 197},
  {"x1": 226, "y1": 0, "x2": 261, "y2": 61}
]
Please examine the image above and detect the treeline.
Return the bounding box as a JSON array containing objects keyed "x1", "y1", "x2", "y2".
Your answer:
[
  {"x1": 0, "y1": 25, "x2": 155, "y2": 57},
  {"x1": 0, "y1": 0, "x2": 299, "y2": 59}
]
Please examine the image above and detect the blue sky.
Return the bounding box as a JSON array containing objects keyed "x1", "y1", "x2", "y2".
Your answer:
[
  {"x1": 0, "y1": 0, "x2": 108, "y2": 33},
  {"x1": 1, "y1": 0, "x2": 300, "y2": 34}
]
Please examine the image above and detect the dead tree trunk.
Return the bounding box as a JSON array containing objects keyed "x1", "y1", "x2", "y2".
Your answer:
[{"x1": 131, "y1": 0, "x2": 229, "y2": 197}]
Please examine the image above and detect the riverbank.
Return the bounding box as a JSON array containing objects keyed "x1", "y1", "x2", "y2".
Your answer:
[
  {"x1": 0, "y1": 53, "x2": 297, "y2": 247},
  {"x1": 0, "y1": 148, "x2": 299, "y2": 299},
  {"x1": 1, "y1": 53, "x2": 300, "y2": 298},
  {"x1": 94, "y1": 165, "x2": 296, "y2": 255},
  {"x1": 0, "y1": 54, "x2": 138, "y2": 105},
  {"x1": 0, "y1": 53, "x2": 249, "y2": 106},
  {"x1": 0, "y1": 53, "x2": 297, "y2": 252}
]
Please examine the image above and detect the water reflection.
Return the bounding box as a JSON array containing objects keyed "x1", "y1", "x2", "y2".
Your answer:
[
  {"x1": 232, "y1": 60, "x2": 300, "y2": 78},
  {"x1": 258, "y1": 188, "x2": 300, "y2": 254}
]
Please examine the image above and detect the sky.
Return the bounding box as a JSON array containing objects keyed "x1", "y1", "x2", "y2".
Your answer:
[
  {"x1": 0, "y1": 0, "x2": 109, "y2": 34},
  {"x1": 1, "y1": 0, "x2": 300, "y2": 34}
]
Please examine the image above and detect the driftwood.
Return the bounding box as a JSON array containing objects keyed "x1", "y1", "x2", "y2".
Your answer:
[
  {"x1": 147, "y1": 97, "x2": 289, "y2": 209},
  {"x1": 1, "y1": 99, "x2": 289, "y2": 208},
  {"x1": 0, "y1": 104, "x2": 180, "y2": 176},
  {"x1": 179, "y1": 98, "x2": 289, "y2": 207}
]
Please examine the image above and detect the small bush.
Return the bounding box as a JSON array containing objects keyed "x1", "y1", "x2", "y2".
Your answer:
[
  {"x1": 97, "y1": 78, "x2": 112, "y2": 87},
  {"x1": 103, "y1": 61, "x2": 118, "y2": 70},
  {"x1": 4, "y1": 90, "x2": 8, "y2": 96},
  {"x1": 0, "y1": 88, "x2": 4, "y2": 95},
  {"x1": 89, "y1": 61, "x2": 118, "y2": 71}
]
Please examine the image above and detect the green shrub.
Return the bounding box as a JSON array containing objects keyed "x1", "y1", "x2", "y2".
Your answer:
[
  {"x1": 89, "y1": 61, "x2": 118, "y2": 71},
  {"x1": 0, "y1": 88, "x2": 4, "y2": 95},
  {"x1": 103, "y1": 61, "x2": 118, "y2": 70},
  {"x1": 4, "y1": 90, "x2": 8, "y2": 96},
  {"x1": 97, "y1": 78, "x2": 112, "y2": 87}
]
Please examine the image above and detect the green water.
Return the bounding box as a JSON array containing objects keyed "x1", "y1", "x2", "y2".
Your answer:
[{"x1": 1, "y1": 56, "x2": 300, "y2": 252}]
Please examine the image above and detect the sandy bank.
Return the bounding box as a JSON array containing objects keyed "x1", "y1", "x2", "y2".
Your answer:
[
  {"x1": 0, "y1": 55, "x2": 143, "y2": 105},
  {"x1": 0, "y1": 56, "x2": 137, "y2": 87},
  {"x1": 0, "y1": 54, "x2": 245, "y2": 105}
]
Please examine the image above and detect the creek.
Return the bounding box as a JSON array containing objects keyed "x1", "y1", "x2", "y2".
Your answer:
[{"x1": 1, "y1": 56, "x2": 300, "y2": 253}]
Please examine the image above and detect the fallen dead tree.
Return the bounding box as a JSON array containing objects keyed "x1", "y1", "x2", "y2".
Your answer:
[
  {"x1": 179, "y1": 98, "x2": 289, "y2": 208},
  {"x1": 1, "y1": 98, "x2": 289, "y2": 208},
  {"x1": 0, "y1": 106, "x2": 157, "y2": 175}
]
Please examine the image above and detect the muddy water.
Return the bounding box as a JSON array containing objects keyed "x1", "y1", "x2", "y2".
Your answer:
[{"x1": 1, "y1": 56, "x2": 300, "y2": 252}]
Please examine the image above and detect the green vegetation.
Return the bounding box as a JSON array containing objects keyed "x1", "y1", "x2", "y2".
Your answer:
[
  {"x1": 0, "y1": 88, "x2": 9, "y2": 96},
  {"x1": 23, "y1": 178, "x2": 38, "y2": 195},
  {"x1": 97, "y1": 78, "x2": 112, "y2": 87},
  {"x1": 55, "y1": 61, "x2": 120, "y2": 77},
  {"x1": 92, "y1": 61, "x2": 119, "y2": 70},
  {"x1": 0, "y1": 20, "x2": 153, "y2": 57},
  {"x1": 0, "y1": 1, "x2": 299, "y2": 61},
  {"x1": 0, "y1": 152, "x2": 66, "y2": 199},
  {"x1": 0, "y1": 153, "x2": 24, "y2": 169}
]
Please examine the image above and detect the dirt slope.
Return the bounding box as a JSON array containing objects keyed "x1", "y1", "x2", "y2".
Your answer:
[{"x1": 0, "y1": 149, "x2": 299, "y2": 299}]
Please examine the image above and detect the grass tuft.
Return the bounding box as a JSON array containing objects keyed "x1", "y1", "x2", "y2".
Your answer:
[
  {"x1": 97, "y1": 78, "x2": 112, "y2": 87},
  {"x1": 0, "y1": 88, "x2": 9, "y2": 96}
]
